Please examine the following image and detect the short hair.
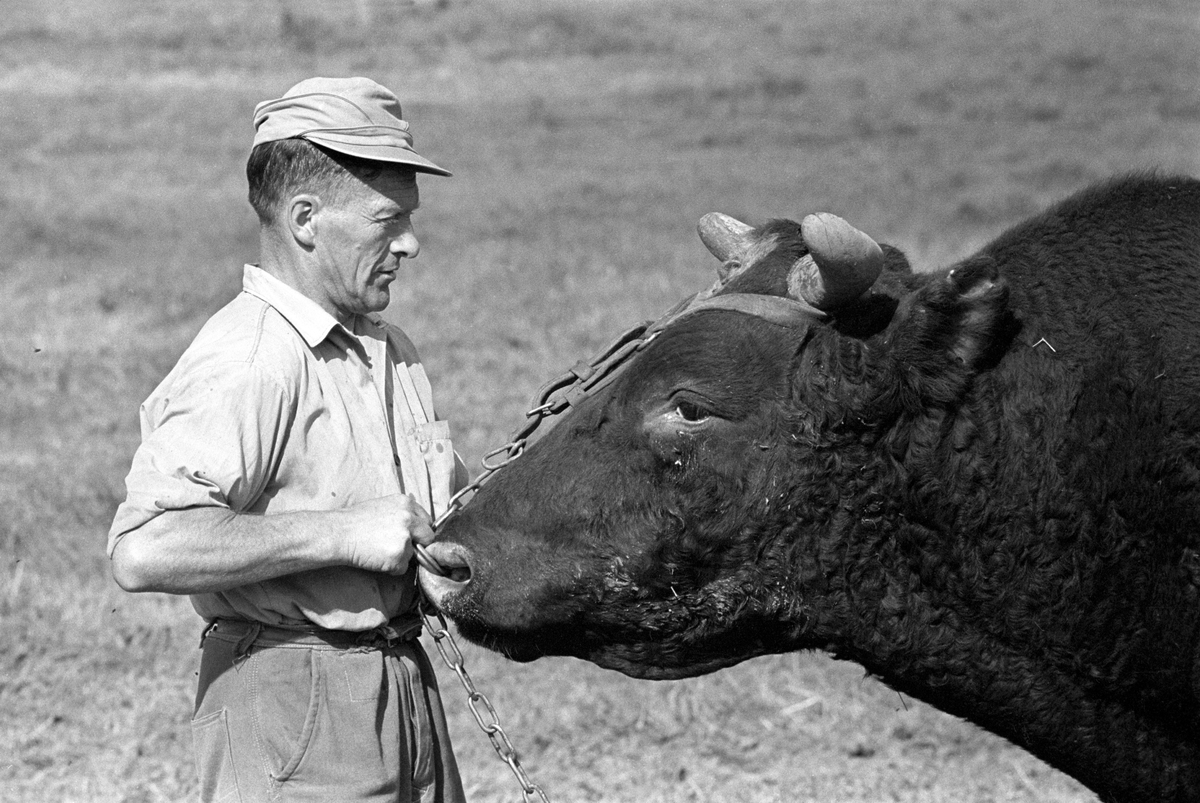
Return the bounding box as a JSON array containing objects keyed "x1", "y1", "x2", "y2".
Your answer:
[{"x1": 245, "y1": 139, "x2": 388, "y2": 226}]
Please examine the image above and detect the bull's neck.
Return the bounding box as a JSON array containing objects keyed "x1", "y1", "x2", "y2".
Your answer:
[
  {"x1": 821, "y1": 591, "x2": 1200, "y2": 802},
  {"x1": 775, "y1": 386, "x2": 1200, "y2": 802},
  {"x1": 793, "y1": 430, "x2": 1200, "y2": 803}
]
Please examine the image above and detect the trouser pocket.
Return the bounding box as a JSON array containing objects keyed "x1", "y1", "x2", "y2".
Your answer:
[
  {"x1": 258, "y1": 648, "x2": 322, "y2": 784},
  {"x1": 191, "y1": 708, "x2": 241, "y2": 803}
]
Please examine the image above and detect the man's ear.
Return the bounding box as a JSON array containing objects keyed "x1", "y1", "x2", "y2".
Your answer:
[{"x1": 286, "y1": 194, "x2": 320, "y2": 249}]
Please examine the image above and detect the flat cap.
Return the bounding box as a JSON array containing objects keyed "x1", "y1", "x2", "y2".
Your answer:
[{"x1": 252, "y1": 76, "x2": 451, "y2": 176}]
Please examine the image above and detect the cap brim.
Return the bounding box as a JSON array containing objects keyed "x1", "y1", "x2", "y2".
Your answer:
[{"x1": 303, "y1": 132, "x2": 452, "y2": 177}]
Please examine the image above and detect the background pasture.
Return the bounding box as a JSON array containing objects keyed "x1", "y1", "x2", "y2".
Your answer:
[{"x1": 1, "y1": 0, "x2": 1198, "y2": 800}]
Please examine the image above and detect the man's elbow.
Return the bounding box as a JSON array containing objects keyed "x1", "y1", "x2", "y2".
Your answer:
[{"x1": 110, "y1": 533, "x2": 159, "y2": 592}]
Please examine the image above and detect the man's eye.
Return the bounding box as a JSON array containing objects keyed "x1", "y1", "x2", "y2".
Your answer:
[{"x1": 675, "y1": 401, "x2": 709, "y2": 422}]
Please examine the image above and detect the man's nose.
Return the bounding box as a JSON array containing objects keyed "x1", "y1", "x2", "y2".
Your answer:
[{"x1": 390, "y1": 229, "x2": 420, "y2": 259}]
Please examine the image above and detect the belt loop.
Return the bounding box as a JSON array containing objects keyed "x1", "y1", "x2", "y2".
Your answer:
[
  {"x1": 232, "y1": 621, "x2": 261, "y2": 668},
  {"x1": 384, "y1": 618, "x2": 423, "y2": 647},
  {"x1": 355, "y1": 620, "x2": 422, "y2": 651},
  {"x1": 199, "y1": 620, "x2": 218, "y2": 649}
]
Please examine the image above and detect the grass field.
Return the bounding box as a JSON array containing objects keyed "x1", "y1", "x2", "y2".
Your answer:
[{"x1": 1, "y1": 0, "x2": 1198, "y2": 800}]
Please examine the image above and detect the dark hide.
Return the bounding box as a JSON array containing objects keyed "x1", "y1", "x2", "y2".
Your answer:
[{"x1": 423, "y1": 174, "x2": 1200, "y2": 801}]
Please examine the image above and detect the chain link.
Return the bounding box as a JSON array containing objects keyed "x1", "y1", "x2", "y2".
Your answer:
[
  {"x1": 412, "y1": 317, "x2": 666, "y2": 802},
  {"x1": 412, "y1": 301, "x2": 697, "y2": 802},
  {"x1": 426, "y1": 316, "x2": 662, "y2": 536},
  {"x1": 412, "y1": 288, "x2": 821, "y2": 802},
  {"x1": 420, "y1": 600, "x2": 551, "y2": 803}
]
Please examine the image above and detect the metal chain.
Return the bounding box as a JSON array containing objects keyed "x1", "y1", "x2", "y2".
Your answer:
[
  {"x1": 420, "y1": 600, "x2": 551, "y2": 803},
  {"x1": 411, "y1": 298, "x2": 699, "y2": 801},
  {"x1": 410, "y1": 317, "x2": 672, "y2": 801},
  {"x1": 418, "y1": 315, "x2": 663, "y2": 560},
  {"x1": 411, "y1": 288, "x2": 820, "y2": 802}
]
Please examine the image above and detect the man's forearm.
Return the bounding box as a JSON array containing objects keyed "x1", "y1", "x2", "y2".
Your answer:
[{"x1": 110, "y1": 507, "x2": 345, "y2": 595}]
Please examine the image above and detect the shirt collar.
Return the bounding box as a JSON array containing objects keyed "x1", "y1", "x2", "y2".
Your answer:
[{"x1": 242, "y1": 264, "x2": 350, "y2": 348}]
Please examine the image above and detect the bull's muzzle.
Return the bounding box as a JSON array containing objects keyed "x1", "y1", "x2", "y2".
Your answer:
[{"x1": 417, "y1": 541, "x2": 473, "y2": 605}]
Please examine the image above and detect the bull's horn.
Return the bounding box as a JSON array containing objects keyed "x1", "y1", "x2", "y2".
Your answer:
[
  {"x1": 788, "y1": 213, "x2": 884, "y2": 309},
  {"x1": 698, "y1": 212, "x2": 754, "y2": 263}
]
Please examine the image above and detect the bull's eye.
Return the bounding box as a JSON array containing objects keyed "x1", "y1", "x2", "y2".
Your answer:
[
  {"x1": 675, "y1": 400, "x2": 710, "y2": 423},
  {"x1": 645, "y1": 395, "x2": 717, "y2": 452}
]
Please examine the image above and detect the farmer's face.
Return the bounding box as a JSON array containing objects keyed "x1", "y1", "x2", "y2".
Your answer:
[{"x1": 311, "y1": 168, "x2": 421, "y2": 323}]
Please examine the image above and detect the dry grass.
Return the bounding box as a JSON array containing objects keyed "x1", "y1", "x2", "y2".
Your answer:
[{"x1": 1, "y1": 0, "x2": 1198, "y2": 800}]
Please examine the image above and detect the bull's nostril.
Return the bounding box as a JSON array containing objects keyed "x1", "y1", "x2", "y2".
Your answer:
[{"x1": 421, "y1": 542, "x2": 474, "y2": 588}]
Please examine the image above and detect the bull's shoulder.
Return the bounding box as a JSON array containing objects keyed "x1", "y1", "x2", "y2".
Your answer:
[
  {"x1": 960, "y1": 173, "x2": 1197, "y2": 335},
  {"x1": 986, "y1": 172, "x2": 1200, "y2": 260},
  {"x1": 1059, "y1": 171, "x2": 1200, "y2": 217}
]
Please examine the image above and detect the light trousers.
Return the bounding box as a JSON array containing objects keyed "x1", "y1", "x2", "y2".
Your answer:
[{"x1": 192, "y1": 619, "x2": 466, "y2": 803}]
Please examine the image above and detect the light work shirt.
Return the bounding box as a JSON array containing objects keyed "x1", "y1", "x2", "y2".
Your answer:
[{"x1": 109, "y1": 265, "x2": 463, "y2": 631}]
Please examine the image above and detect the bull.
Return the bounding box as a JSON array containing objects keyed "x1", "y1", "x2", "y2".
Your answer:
[{"x1": 420, "y1": 173, "x2": 1200, "y2": 802}]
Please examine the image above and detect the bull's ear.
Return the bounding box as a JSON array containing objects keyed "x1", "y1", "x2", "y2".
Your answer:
[
  {"x1": 881, "y1": 243, "x2": 914, "y2": 276},
  {"x1": 883, "y1": 255, "x2": 1011, "y2": 400}
]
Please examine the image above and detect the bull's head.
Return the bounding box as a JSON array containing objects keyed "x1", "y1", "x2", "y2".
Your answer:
[{"x1": 421, "y1": 210, "x2": 1009, "y2": 680}]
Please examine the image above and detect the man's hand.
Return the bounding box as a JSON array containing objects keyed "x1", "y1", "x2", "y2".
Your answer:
[
  {"x1": 111, "y1": 494, "x2": 437, "y2": 594},
  {"x1": 340, "y1": 494, "x2": 435, "y2": 575}
]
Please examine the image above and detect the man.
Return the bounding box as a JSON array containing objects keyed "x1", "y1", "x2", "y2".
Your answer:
[{"x1": 109, "y1": 76, "x2": 468, "y2": 802}]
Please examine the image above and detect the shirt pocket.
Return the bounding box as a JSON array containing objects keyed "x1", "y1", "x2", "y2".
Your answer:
[{"x1": 416, "y1": 420, "x2": 455, "y2": 519}]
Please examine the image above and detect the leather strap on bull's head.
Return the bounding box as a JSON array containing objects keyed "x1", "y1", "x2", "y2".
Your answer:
[
  {"x1": 655, "y1": 290, "x2": 828, "y2": 330},
  {"x1": 542, "y1": 286, "x2": 831, "y2": 419},
  {"x1": 540, "y1": 216, "x2": 890, "y2": 415},
  {"x1": 697, "y1": 211, "x2": 885, "y2": 311},
  {"x1": 530, "y1": 210, "x2": 885, "y2": 414},
  {"x1": 420, "y1": 221, "x2": 874, "y2": 567}
]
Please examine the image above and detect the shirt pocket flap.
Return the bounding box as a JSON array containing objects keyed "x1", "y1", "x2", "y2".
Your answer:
[{"x1": 416, "y1": 421, "x2": 455, "y2": 517}]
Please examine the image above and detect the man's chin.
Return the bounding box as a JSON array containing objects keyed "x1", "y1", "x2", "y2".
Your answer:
[{"x1": 361, "y1": 286, "x2": 392, "y2": 314}]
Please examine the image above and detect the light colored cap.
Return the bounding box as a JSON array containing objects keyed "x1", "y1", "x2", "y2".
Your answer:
[{"x1": 252, "y1": 76, "x2": 451, "y2": 176}]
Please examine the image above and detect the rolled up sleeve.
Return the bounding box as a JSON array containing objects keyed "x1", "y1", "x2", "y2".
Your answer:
[{"x1": 108, "y1": 360, "x2": 293, "y2": 556}]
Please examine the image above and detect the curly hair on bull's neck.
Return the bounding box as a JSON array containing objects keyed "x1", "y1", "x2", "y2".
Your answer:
[{"x1": 245, "y1": 138, "x2": 391, "y2": 226}]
